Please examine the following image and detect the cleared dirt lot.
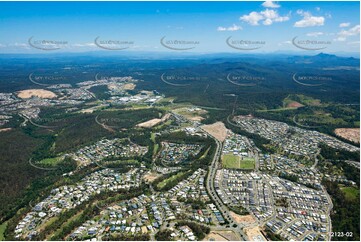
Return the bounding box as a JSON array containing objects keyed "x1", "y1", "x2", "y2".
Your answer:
[
  {"x1": 201, "y1": 121, "x2": 228, "y2": 142},
  {"x1": 17, "y1": 89, "x2": 57, "y2": 99},
  {"x1": 137, "y1": 118, "x2": 162, "y2": 128},
  {"x1": 143, "y1": 172, "x2": 161, "y2": 182},
  {"x1": 0, "y1": 128, "x2": 12, "y2": 132},
  {"x1": 230, "y1": 212, "x2": 256, "y2": 224},
  {"x1": 286, "y1": 101, "x2": 304, "y2": 108},
  {"x1": 335, "y1": 128, "x2": 360, "y2": 144},
  {"x1": 174, "y1": 107, "x2": 207, "y2": 122},
  {"x1": 244, "y1": 226, "x2": 267, "y2": 241},
  {"x1": 123, "y1": 83, "x2": 136, "y2": 90},
  {"x1": 203, "y1": 230, "x2": 240, "y2": 241},
  {"x1": 136, "y1": 113, "x2": 170, "y2": 128}
]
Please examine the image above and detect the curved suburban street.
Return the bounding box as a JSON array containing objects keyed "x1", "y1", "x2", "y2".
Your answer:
[{"x1": 202, "y1": 127, "x2": 249, "y2": 241}]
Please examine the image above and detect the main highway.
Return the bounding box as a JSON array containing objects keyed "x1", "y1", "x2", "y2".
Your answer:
[{"x1": 202, "y1": 127, "x2": 248, "y2": 241}]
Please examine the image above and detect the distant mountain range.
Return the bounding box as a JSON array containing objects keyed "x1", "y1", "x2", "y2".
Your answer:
[{"x1": 0, "y1": 51, "x2": 359, "y2": 59}]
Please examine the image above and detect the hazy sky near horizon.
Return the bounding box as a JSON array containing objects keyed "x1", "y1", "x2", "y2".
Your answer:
[{"x1": 0, "y1": 1, "x2": 359, "y2": 54}]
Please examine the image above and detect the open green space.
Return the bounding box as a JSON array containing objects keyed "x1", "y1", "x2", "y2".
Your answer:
[
  {"x1": 240, "y1": 157, "x2": 256, "y2": 170},
  {"x1": 340, "y1": 186, "x2": 360, "y2": 201},
  {"x1": 222, "y1": 154, "x2": 255, "y2": 170},
  {"x1": 150, "y1": 132, "x2": 159, "y2": 156},
  {"x1": 156, "y1": 171, "x2": 186, "y2": 190},
  {"x1": 0, "y1": 222, "x2": 7, "y2": 241},
  {"x1": 38, "y1": 157, "x2": 63, "y2": 166},
  {"x1": 222, "y1": 154, "x2": 241, "y2": 169},
  {"x1": 200, "y1": 147, "x2": 210, "y2": 159}
]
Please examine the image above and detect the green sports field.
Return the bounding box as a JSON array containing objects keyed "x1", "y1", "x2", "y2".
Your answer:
[{"x1": 222, "y1": 154, "x2": 255, "y2": 170}]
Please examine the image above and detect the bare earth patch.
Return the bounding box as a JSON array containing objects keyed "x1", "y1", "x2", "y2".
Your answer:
[
  {"x1": 143, "y1": 172, "x2": 161, "y2": 182},
  {"x1": 203, "y1": 230, "x2": 240, "y2": 241},
  {"x1": 335, "y1": 128, "x2": 360, "y2": 144},
  {"x1": 17, "y1": 89, "x2": 57, "y2": 99},
  {"x1": 244, "y1": 226, "x2": 267, "y2": 241},
  {"x1": 0, "y1": 128, "x2": 12, "y2": 132},
  {"x1": 201, "y1": 121, "x2": 228, "y2": 142},
  {"x1": 174, "y1": 107, "x2": 207, "y2": 122},
  {"x1": 137, "y1": 118, "x2": 162, "y2": 128},
  {"x1": 79, "y1": 108, "x2": 94, "y2": 114},
  {"x1": 203, "y1": 232, "x2": 228, "y2": 241},
  {"x1": 286, "y1": 101, "x2": 304, "y2": 108},
  {"x1": 123, "y1": 83, "x2": 136, "y2": 90},
  {"x1": 136, "y1": 113, "x2": 170, "y2": 128},
  {"x1": 188, "y1": 115, "x2": 204, "y2": 121},
  {"x1": 230, "y1": 212, "x2": 256, "y2": 224}
]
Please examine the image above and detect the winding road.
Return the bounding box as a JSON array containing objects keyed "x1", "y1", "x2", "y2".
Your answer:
[{"x1": 202, "y1": 127, "x2": 248, "y2": 241}]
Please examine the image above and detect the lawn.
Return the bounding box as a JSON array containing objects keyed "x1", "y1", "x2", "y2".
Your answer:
[
  {"x1": 151, "y1": 132, "x2": 159, "y2": 155},
  {"x1": 200, "y1": 147, "x2": 211, "y2": 159},
  {"x1": 157, "y1": 172, "x2": 185, "y2": 190},
  {"x1": 38, "y1": 157, "x2": 62, "y2": 166},
  {"x1": 222, "y1": 154, "x2": 240, "y2": 169},
  {"x1": 0, "y1": 222, "x2": 7, "y2": 241},
  {"x1": 222, "y1": 154, "x2": 255, "y2": 170},
  {"x1": 240, "y1": 157, "x2": 255, "y2": 170},
  {"x1": 340, "y1": 186, "x2": 360, "y2": 201}
]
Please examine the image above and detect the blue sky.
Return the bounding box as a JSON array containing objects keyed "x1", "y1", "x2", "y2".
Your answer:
[{"x1": 0, "y1": 1, "x2": 359, "y2": 54}]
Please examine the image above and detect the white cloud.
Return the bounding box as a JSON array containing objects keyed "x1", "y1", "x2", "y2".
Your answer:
[
  {"x1": 306, "y1": 32, "x2": 324, "y2": 37},
  {"x1": 240, "y1": 9, "x2": 289, "y2": 26},
  {"x1": 262, "y1": 1, "x2": 280, "y2": 8},
  {"x1": 263, "y1": 19, "x2": 273, "y2": 25},
  {"x1": 4, "y1": 43, "x2": 31, "y2": 50},
  {"x1": 339, "y1": 22, "x2": 350, "y2": 28},
  {"x1": 72, "y1": 43, "x2": 96, "y2": 47},
  {"x1": 278, "y1": 40, "x2": 292, "y2": 46},
  {"x1": 294, "y1": 10, "x2": 325, "y2": 27},
  {"x1": 240, "y1": 11, "x2": 264, "y2": 25},
  {"x1": 261, "y1": 9, "x2": 278, "y2": 19},
  {"x1": 13, "y1": 43, "x2": 28, "y2": 47},
  {"x1": 217, "y1": 24, "x2": 242, "y2": 31},
  {"x1": 347, "y1": 41, "x2": 360, "y2": 45},
  {"x1": 274, "y1": 15, "x2": 290, "y2": 22},
  {"x1": 334, "y1": 25, "x2": 360, "y2": 41}
]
